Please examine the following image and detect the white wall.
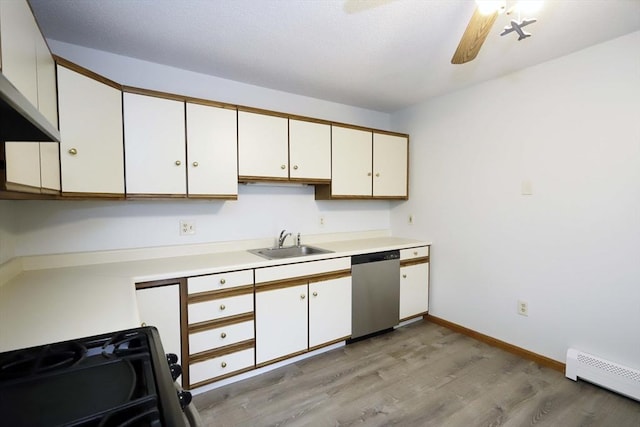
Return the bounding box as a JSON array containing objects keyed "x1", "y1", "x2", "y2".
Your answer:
[
  {"x1": 8, "y1": 41, "x2": 394, "y2": 257},
  {"x1": 391, "y1": 31, "x2": 640, "y2": 369},
  {"x1": 0, "y1": 201, "x2": 18, "y2": 264},
  {"x1": 15, "y1": 186, "x2": 390, "y2": 255}
]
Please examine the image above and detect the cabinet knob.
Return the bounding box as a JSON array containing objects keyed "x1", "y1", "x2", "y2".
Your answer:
[
  {"x1": 376, "y1": 173, "x2": 380, "y2": 177},
  {"x1": 281, "y1": 164, "x2": 286, "y2": 170},
  {"x1": 221, "y1": 361, "x2": 227, "y2": 368},
  {"x1": 313, "y1": 291, "x2": 318, "y2": 297},
  {"x1": 219, "y1": 278, "x2": 226, "y2": 285},
  {"x1": 300, "y1": 294, "x2": 306, "y2": 300},
  {"x1": 141, "y1": 322, "x2": 147, "y2": 327},
  {"x1": 220, "y1": 332, "x2": 227, "y2": 339},
  {"x1": 220, "y1": 304, "x2": 226, "y2": 310},
  {"x1": 402, "y1": 274, "x2": 407, "y2": 279},
  {"x1": 367, "y1": 172, "x2": 372, "y2": 176},
  {"x1": 293, "y1": 165, "x2": 299, "y2": 170},
  {"x1": 68, "y1": 148, "x2": 78, "y2": 155},
  {"x1": 175, "y1": 160, "x2": 182, "y2": 166},
  {"x1": 192, "y1": 161, "x2": 199, "y2": 167}
]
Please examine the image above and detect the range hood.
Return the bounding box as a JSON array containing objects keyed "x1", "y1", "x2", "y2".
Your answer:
[{"x1": 0, "y1": 72, "x2": 60, "y2": 142}]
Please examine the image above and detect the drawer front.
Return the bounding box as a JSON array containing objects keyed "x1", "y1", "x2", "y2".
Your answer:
[
  {"x1": 255, "y1": 257, "x2": 350, "y2": 284},
  {"x1": 188, "y1": 294, "x2": 254, "y2": 324},
  {"x1": 189, "y1": 348, "x2": 255, "y2": 385},
  {"x1": 188, "y1": 269, "x2": 253, "y2": 294},
  {"x1": 189, "y1": 321, "x2": 255, "y2": 355},
  {"x1": 400, "y1": 246, "x2": 429, "y2": 261}
]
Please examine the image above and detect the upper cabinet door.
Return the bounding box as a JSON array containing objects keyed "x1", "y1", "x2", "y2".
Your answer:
[
  {"x1": 34, "y1": 35, "x2": 57, "y2": 127},
  {"x1": 373, "y1": 133, "x2": 408, "y2": 198},
  {"x1": 57, "y1": 65, "x2": 124, "y2": 195},
  {"x1": 0, "y1": 0, "x2": 38, "y2": 106},
  {"x1": 331, "y1": 126, "x2": 372, "y2": 197},
  {"x1": 237, "y1": 111, "x2": 288, "y2": 180},
  {"x1": 289, "y1": 119, "x2": 331, "y2": 182},
  {"x1": 4, "y1": 142, "x2": 41, "y2": 191},
  {"x1": 186, "y1": 103, "x2": 238, "y2": 197},
  {"x1": 124, "y1": 93, "x2": 186, "y2": 195}
]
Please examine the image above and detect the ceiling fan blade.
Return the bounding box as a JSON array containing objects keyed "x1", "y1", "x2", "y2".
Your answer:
[{"x1": 451, "y1": 7, "x2": 499, "y2": 64}]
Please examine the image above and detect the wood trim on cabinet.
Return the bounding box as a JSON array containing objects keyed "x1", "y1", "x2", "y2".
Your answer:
[
  {"x1": 187, "y1": 194, "x2": 238, "y2": 200},
  {"x1": 425, "y1": 314, "x2": 566, "y2": 372},
  {"x1": 308, "y1": 336, "x2": 350, "y2": 353},
  {"x1": 255, "y1": 269, "x2": 351, "y2": 292},
  {"x1": 135, "y1": 278, "x2": 183, "y2": 290},
  {"x1": 255, "y1": 349, "x2": 308, "y2": 369},
  {"x1": 54, "y1": 56, "x2": 122, "y2": 90},
  {"x1": 237, "y1": 105, "x2": 290, "y2": 119},
  {"x1": 187, "y1": 284, "x2": 254, "y2": 303},
  {"x1": 189, "y1": 339, "x2": 255, "y2": 363},
  {"x1": 400, "y1": 256, "x2": 430, "y2": 267},
  {"x1": 60, "y1": 192, "x2": 126, "y2": 199},
  {"x1": 238, "y1": 175, "x2": 291, "y2": 183},
  {"x1": 188, "y1": 312, "x2": 254, "y2": 334},
  {"x1": 400, "y1": 312, "x2": 428, "y2": 323},
  {"x1": 179, "y1": 278, "x2": 190, "y2": 388},
  {"x1": 125, "y1": 194, "x2": 188, "y2": 200}
]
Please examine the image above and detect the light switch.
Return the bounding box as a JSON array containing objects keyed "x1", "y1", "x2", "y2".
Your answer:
[{"x1": 521, "y1": 180, "x2": 533, "y2": 196}]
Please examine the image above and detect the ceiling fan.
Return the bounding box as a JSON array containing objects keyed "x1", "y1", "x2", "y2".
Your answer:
[{"x1": 451, "y1": 0, "x2": 543, "y2": 64}]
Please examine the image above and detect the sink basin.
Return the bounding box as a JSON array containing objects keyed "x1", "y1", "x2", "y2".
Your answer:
[{"x1": 248, "y1": 245, "x2": 333, "y2": 260}]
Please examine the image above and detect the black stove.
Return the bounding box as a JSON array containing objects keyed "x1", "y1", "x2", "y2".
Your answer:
[{"x1": 0, "y1": 327, "x2": 192, "y2": 426}]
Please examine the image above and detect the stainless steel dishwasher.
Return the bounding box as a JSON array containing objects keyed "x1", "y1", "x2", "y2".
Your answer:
[{"x1": 350, "y1": 250, "x2": 400, "y2": 340}]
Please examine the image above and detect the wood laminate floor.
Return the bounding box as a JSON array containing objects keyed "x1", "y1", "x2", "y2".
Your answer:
[{"x1": 193, "y1": 320, "x2": 640, "y2": 427}]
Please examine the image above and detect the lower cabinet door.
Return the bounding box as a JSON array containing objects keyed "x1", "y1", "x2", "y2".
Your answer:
[
  {"x1": 399, "y1": 262, "x2": 430, "y2": 320},
  {"x1": 255, "y1": 284, "x2": 308, "y2": 365},
  {"x1": 309, "y1": 276, "x2": 351, "y2": 348},
  {"x1": 189, "y1": 348, "x2": 254, "y2": 385},
  {"x1": 136, "y1": 284, "x2": 181, "y2": 363}
]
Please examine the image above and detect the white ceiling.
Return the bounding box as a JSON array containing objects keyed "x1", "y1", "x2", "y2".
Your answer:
[{"x1": 29, "y1": 0, "x2": 640, "y2": 113}]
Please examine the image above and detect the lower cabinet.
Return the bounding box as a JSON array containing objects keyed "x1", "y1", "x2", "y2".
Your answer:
[
  {"x1": 185, "y1": 269, "x2": 255, "y2": 388},
  {"x1": 135, "y1": 282, "x2": 183, "y2": 365},
  {"x1": 399, "y1": 246, "x2": 430, "y2": 321},
  {"x1": 254, "y1": 257, "x2": 352, "y2": 367}
]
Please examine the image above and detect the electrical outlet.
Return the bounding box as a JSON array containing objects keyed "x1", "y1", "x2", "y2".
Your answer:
[
  {"x1": 408, "y1": 214, "x2": 414, "y2": 225},
  {"x1": 517, "y1": 300, "x2": 528, "y2": 316},
  {"x1": 319, "y1": 215, "x2": 325, "y2": 227},
  {"x1": 180, "y1": 220, "x2": 196, "y2": 236}
]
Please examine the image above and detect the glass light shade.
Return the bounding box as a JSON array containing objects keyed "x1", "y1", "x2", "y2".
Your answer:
[{"x1": 475, "y1": 0, "x2": 506, "y2": 15}]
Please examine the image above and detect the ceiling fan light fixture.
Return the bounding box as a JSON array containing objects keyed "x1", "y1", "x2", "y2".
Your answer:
[{"x1": 475, "y1": 0, "x2": 506, "y2": 16}]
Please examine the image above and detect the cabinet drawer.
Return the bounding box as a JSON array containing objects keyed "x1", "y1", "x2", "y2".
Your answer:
[
  {"x1": 255, "y1": 257, "x2": 350, "y2": 284},
  {"x1": 189, "y1": 348, "x2": 255, "y2": 385},
  {"x1": 188, "y1": 270, "x2": 253, "y2": 294},
  {"x1": 189, "y1": 321, "x2": 254, "y2": 355},
  {"x1": 400, "y1": 246, "x2": 429, "y2": 261},
  {"x1": 188, "y1": 294, "x2": 253, "y2": 324}
]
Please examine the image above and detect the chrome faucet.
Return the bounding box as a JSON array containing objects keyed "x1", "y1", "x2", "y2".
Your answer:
[{"x1": 278, "y1": 229, "x2": 293, "y2": 248}]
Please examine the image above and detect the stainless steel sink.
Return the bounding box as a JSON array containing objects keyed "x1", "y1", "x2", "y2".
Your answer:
[{"x1": 248, "y1": 245, "x2": 333, "y2": 260}]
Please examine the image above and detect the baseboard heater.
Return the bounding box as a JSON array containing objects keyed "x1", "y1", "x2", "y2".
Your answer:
[{"x1": 566, "y1": 348, "x2": 640, "y2": 401}]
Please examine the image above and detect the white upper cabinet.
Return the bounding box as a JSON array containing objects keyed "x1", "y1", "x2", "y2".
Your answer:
[
  {"x1": 289, "y1": 119, "x2": 331, "y2": 182},
  {"x1": 237, "y1": 111, "x2": 288, "y2": 180},
  {"x1": 57, "y1": 65, "x2": 124, "y2": 195},
  {"x1": 124, "y1": 92, "x2": 186, "y2": 195},
  {"x1": 331, "y1": 126, "x2": 373, "y2": 197},
  {"x1": 0, "y1": 0, "x2": 57, "y2": 129},
  {"x1": 186, "y1": 103, "x2": 238, "y2": 197},
  {"x1": 323, "y1": 126, "x2": 408, "y2": 199},
  {"x1": 4, "y1": 142, "x2": 41, "y2": 190},
  {"x1": 373, "y1": 133, "x2": 408, "y2": 198},
  {"x1": 39, "y1": 143, "x2": 60, "y2": 192}
]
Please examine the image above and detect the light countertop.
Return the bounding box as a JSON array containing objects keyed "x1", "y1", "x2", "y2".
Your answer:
[{"x1": 0, "y1": 235, "x2": 429, "y2": 352}]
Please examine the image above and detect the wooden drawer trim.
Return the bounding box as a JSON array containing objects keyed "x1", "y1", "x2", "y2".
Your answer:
[
  {"x1": 256, "y1": 269, "x2": 351, "y2": 292},
  {"x1": 400, "y1": 256, "x2": 430, "y2": 267},
  {"x1": 400, "y1": 312, "x2": 427, "y2": 323},
  {"x1": 188, "y1": 312, "x2": 254, "y2": 334},
  {"x1": 189, "y1": 339, "x2": 254, "y2": 363},
  {"x1": 188, "y1": 284, "x2": 254, "y2": 303},
  {"x1": 135, "y1": 278, "x2": 183, "y2": 290}
]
